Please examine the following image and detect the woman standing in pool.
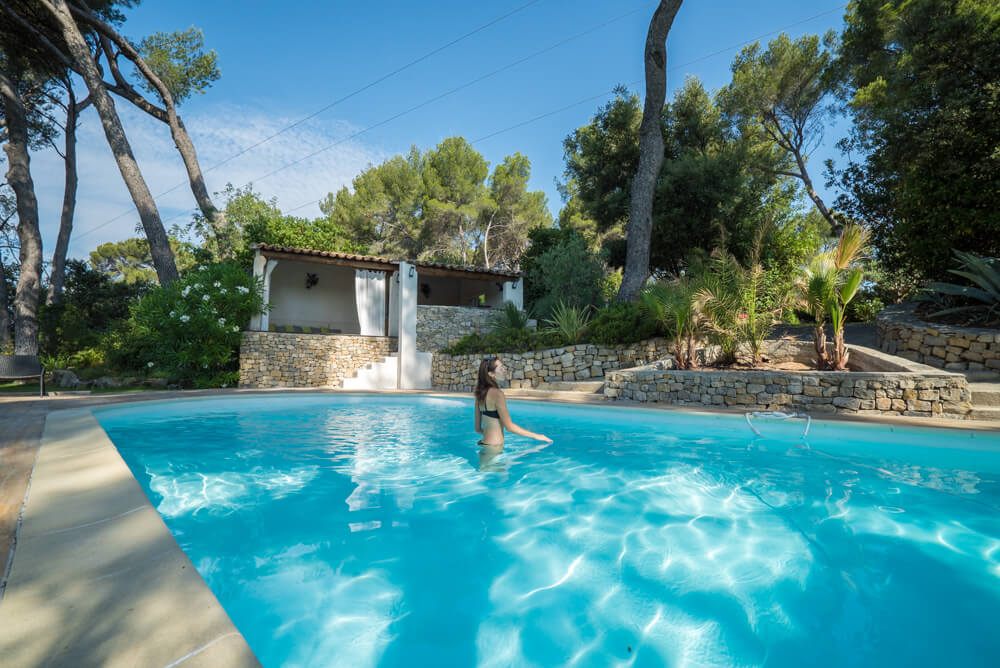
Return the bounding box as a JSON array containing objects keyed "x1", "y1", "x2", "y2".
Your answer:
[{"x1": 474, "y1": 357, "x2": 552, "y2": 447}]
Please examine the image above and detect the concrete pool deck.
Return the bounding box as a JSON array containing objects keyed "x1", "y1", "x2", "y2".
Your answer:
[{"x1": 1, "y1": 388, "x2": 998, "y2": 666}]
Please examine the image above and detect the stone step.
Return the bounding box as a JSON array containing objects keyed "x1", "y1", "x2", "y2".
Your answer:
[
  {"x1": 532, "y1": 380, "x2": 605, "y2": 393},
  {"x1": 506, "y1": 388, "x2": 608, "y2": 403},
  {"x1": 969, "y1": 383, "x2": 1000, "y2": 408},
  {"x1": 968, "y1": 407, "x2": 1000, "y2": 422},
  {"x1": 963, "y1": 370, "x2": 1000, "y2": 382}
]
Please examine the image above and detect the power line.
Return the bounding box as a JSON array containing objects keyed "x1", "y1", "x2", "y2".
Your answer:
[
  {"x1": 82, "y1": 0, "x2": 657, "y2": 235},
  {"x1": 243, "y1": 2, "x2": 657, "y2": 187},
  {"x1": 74, "y1": 0, "x2": 545, "y2": 242},
  {"x1": 284, "y1": 4, "x2": 847, "y2": 215},
  {"x1": 82, "y1": 3, "x2": 848, "y2": 240}
]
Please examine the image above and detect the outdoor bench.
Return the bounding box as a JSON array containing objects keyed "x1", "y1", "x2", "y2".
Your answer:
[{"x1": 0, "y1": 354, "x2": 46, "y2": 396}]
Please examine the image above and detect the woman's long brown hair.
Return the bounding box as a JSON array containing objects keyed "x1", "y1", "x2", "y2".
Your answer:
[{"x1": 474, "y1": 358, "x2": 499, "y2": 403}]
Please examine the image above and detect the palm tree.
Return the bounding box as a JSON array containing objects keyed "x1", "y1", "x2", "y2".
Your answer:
[
  {"x1": 797, "y1": 224, "x2": 870, "y2": 370},
  {"x1": 795, "y1": 253, "x2": 838, "y2": 369},
  {"x1": 827, "y1": 224, "x2": 870, "y2": 370},
  {"x1": 641, "y1": 277, "x2": 702, "y2": 369}
]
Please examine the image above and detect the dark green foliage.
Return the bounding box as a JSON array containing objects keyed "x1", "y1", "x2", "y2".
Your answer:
[
  {"x1": 561, "y1": 79, "x2": 821, "y2": 277},
  {"x1": 520, "y1": 228, "x2": 606, "y2": 319},
  {"x1": 322, "y1": 139, "x2": 552, "y2": 267},
  {"x1": 846, "y1": 292, "x2": 884, "y2": 323},
  {"x1": 587, "y1": 301, "x2": 659, "y2": 345},
  {"x1": 490, "y1": 302, "x2": 532, "y2": 335},
  {"x1": 440, "y1": 329, "x2": 566, "y2": 355},
  {"x1": 39, "y1": 260, "x2": 150, "y2": 365},
  {"x1": 135, "y1": 28, "x2": 220, "y2": 105},
  {"x1": 833, "y1": 0, "x2": 1000, "y2": 282},
  {"x1": 193, "y1": 185, "x2": 366, "y2": 267}
]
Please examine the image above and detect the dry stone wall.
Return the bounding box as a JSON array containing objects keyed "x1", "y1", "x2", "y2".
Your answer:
[
  {"x1": 605, "y1": 344, "x2": 972, "y2": 419},
  {"x1": 417, "y1": 305, "x2": 496, "y2": 352},
  {"x1": 432, "y1": 338, "x2": 672, "y2": 392},
  {"x1": 240, "y1": 332, "x2": 396, "y2": 388},
  {"x1": 877, "y1": 302, "x2": 1000, "y2": 371}
]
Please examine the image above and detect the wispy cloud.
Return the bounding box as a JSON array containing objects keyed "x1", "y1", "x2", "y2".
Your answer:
[{"x1": 29, "y1": 103, "x2": 385, "y2": 259}]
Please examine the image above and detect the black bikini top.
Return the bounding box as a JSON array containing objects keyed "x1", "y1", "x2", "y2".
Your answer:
[{"x1": 480, "y1": 405, "x2": 500, "y2": 419}]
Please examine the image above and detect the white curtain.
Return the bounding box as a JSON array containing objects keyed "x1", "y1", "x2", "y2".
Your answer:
[{"x1": 355, "y1": 270, "x2": 386, "y2": 336}]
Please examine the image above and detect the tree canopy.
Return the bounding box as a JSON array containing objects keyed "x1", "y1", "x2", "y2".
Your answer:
[
  {"x1": 561, "y1": 78, "x2": 822, "y2": 277},
  {"x1": 322, "y1": 137, "x2": 552, "y2": 268},
  {"x1": 833, "y1": 0, "x2": 1000, "y2": 281}
]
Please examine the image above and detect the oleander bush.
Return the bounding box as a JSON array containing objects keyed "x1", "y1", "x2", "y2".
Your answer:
[{"x1": 116, "y1": 262, "x2": 266, "y2": 386}]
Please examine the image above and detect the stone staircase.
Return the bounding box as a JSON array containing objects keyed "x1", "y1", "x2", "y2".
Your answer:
[
  {"x1": 506, "y1": 380, "x2": 607, "y2": 402},
  {"x1": 968, "y1": 377, "x2": 1000, "y2": 422},
  {"x1": 341, "y1": 356, "x2": 398, "y2": 390}
]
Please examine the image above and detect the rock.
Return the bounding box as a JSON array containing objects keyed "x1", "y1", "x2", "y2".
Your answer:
[
  {"x1": 90, "y1": 376, "x2": 123, "y2": 389},
  {"x1": 51, "y1": 369, "x2": 81, "y2": 388}
]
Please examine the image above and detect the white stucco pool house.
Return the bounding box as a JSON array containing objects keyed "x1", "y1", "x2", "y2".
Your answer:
[{"x1": 242, "y1": 244, "x2": 524, "y2": 390}]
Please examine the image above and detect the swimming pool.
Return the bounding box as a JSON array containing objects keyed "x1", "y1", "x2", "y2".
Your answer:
[{"x1": 96, "y1": 395, "x2": 1000, "y2": 667}]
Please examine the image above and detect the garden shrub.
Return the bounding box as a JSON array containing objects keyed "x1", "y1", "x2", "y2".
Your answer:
[
  {"x1": 847, "y1": 293, "x2": 885, "y2": 322},
  {"x1": 521, "y1": 228, "x2": 606, "y2": 319},
  {"x1": 587, "y1": 301, "x2": 659, "y2": 345},
  {"x1": 39, "y1": 260, "x2": 150, "y2": 365},
  {"x1": 126, "y1": 262, "x2": 265, "y2": 386}
]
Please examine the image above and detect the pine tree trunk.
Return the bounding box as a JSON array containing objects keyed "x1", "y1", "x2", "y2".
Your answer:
[
  {"x1": 47, "y1": 88, "x2": 80, "y2": 305},
  {"x1": 40, "y1": 0, "x2": 178, "y2": 284},
  {"x1": 617, "y1": 0, "x2": 683, "y2": 302},
  {"x1": 0, "y1": 252, "x2": 13, "y2": 351},
  {"x1": 793, "y1": 149, "x2": 839, "y2": 234},
  {"x1": 0, "y1": 70, "x2": 43, "y2": 355},
  {"x1": 86, "y1": 27, "x2": 231, "y2": 256}
]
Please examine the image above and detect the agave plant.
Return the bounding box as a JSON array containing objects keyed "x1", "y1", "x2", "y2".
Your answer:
[
  {"x1": 926, "y1": 251, "x2": 1000, "y2": 325},
  {"x1": 640, "y1": 278, "x2": 702, "y2": 369},
  {"x1": 543, "y1": 300, "x2": 592, "y2": 344},
  {"x1": 490, "y1": 301, "x2": 532, "y2": 335}
]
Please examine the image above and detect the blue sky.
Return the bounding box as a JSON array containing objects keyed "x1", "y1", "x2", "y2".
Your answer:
[{"x1": 31, "y1": 0, "x2": 852, "y2": 259}]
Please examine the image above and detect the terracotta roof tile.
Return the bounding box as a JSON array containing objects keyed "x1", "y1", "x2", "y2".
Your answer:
[{"x1": 254, "y1": 244, "x2": 520, "y2": 278}]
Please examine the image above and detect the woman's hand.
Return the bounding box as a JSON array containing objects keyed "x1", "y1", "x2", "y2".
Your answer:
[{"x1": 535, "y1": 434, "x2": 553, "y2": 443}]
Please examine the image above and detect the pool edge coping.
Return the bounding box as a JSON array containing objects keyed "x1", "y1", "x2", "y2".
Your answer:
[{"x1": 0, "y1": 407, "x2": 262, "y2": 668}]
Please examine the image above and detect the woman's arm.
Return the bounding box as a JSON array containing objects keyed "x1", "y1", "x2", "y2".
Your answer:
[
  {"x1": 474, "y1": 398, "x2": 483, "y2": 434},
  {"x1": 493, "y1": 390, "x2": 552, "y2": 442}
]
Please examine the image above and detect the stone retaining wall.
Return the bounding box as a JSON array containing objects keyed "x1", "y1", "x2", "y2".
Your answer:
[
  {"x1": 604, "y1": 342, "x2": 971, "y2": 419},
  {"x1": 432, "y1": 338, "x2": 673, "y2": 392},
  {"x1": 877, "y1": 302, "x2": 1000, "y2": 371},
  {"x1": 417, "y1": 305, "x2": 496, "y2": 352},
  {"x1": 240, "y1": 331, "x2": 396, "y2": 388}
]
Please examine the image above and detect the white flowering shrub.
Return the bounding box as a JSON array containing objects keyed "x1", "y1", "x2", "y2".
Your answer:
[{"x1": 129, "y1": 263, "x2": 266, "y2": 386}]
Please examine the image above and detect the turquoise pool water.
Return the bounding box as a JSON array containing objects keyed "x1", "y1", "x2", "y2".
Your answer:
[{"x1": 96, "y1": 395, "x2": 1000, "y2": 667}]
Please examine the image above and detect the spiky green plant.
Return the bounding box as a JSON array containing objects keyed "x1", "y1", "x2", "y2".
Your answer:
[
  {"x1": 694, "y1": 247, "x2": 788, "y2": 367},
  {"x1": 795, "y1": 252, "x2": 838, "y2": 369},
  {"x1": 926, "y1": 251, "x2": 1000, "y2": 325},
  {"x1": 826, "y1": 224, "x2": 871, "y2": 370},
  {"x1": 543, "y1": 300, "x2": 592, "y2": 344},
  {"x1": 490, "y1": 301, "x2": 532, "y2": 335},
  {"x1": 641, "y1": 278, "x2": 702, "y2": 369}
]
